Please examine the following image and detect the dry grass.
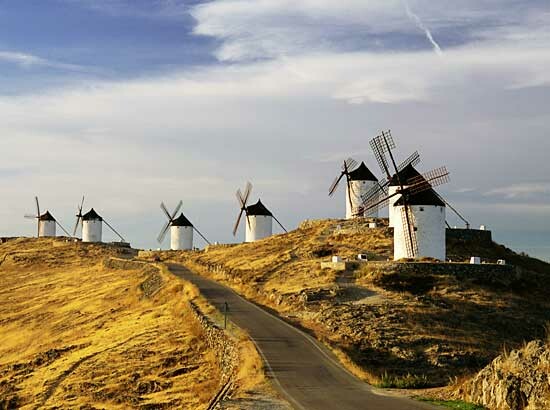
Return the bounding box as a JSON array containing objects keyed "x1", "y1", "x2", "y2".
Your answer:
[
  {"x1": 0, "y1": 238, "x2": 220, "y2": 409},
  {"x1": 143, "y1": 218, "x2": 550, "y2": 388}
]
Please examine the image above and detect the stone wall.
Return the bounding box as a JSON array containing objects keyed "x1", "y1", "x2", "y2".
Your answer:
[
  {"x1": 103, "y1": 258, "x2": 164, "y2": 298},
  {"x1": 188, "y1": 302, "x2": 238, "y2": 385},
  {"x1": 368, "y1": 261, "x2": 520, "y2": 288},
  {"x1": 446, "y1": 228, "x2": 493, "y2": 245}
]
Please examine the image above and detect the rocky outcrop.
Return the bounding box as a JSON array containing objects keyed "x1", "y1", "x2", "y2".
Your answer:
[{"x1": 456, "y1": 340, "x2": 550, "y2": 410}]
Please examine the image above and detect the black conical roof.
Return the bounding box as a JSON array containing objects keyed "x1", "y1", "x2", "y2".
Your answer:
[
  {"x1": 39, "y1": 211, "x2": 56, "y2": 222},
  {"x1": 82, "y1": 208, "x2": 102, "y2": 221},
  {"x1": 348, "y1": 162, "x2": 377, "y2": 181},
  {"x1": 394, "y1": 188, "x2": 445, "y2": 207},
  {"x1": 246, "y1": 199, "x2": 273, "y2": 216},
  {"x1": 171, "y1": 213, "x2": 193, "y2": 227},
  {"x1": 389, "y1": 164, "x2": 423, "y2": 187}
]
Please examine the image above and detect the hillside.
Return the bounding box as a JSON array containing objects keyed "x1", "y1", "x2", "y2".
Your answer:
[
  {"x1": 155, "y1": 218, "x2": 550, "y2": 387},
  {"x1": 0, "y1": 238, "x2": 229, "y2": 409}
]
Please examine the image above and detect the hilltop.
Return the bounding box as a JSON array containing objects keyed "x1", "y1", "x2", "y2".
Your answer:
[
  {"x1": 154, "y1": 218, "x2": 550, "y2": 387},
  {"x1": 0, "y1": 238, "x2": 281, "y2": 409}
]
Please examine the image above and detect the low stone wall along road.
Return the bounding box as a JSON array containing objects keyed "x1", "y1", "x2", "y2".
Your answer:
[{"x1": 168, "y1": 264, "x2": 438, "y2": 410}]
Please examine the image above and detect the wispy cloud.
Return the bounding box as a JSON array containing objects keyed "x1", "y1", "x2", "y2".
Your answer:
[{"x1": 0, "y1": 51, "x2": 88, "y2": 72}]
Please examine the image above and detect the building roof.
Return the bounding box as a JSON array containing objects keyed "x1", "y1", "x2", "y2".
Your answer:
[
  {"x1": 39, "y1": 211, "x2": 56, "y2": 222},
  {"x1": 394, "y1": 188, "x2": 446, "y2": 207},
  {"x1": 82, "y1": 208, "x2": 103, "y2": 221},
  {"x1": 171, "y1": 213, "x2": 193, "y2": 227},
  {"x1": 348, "y1": 162, "x2": 378, "y2": 181},
  {"x1": 389, "y1": 164, "x2": 423, "y2": 187},
  {"x1": 246, "y1": 199, "x2": 273, "y2": 216}
]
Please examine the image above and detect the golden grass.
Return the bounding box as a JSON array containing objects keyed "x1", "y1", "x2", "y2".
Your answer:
[{"x1": 0, "y1": 238, "x2": 220, "y2": 409}]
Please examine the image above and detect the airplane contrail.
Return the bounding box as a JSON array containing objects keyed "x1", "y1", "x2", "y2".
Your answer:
[{"x1": 403, "y1": 0, "x2": 443, "y2": 56}]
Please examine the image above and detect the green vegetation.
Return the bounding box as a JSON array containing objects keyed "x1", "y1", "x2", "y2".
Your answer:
[{"x1": 418, "y1": 398, "x2": 486, "y2": 410}]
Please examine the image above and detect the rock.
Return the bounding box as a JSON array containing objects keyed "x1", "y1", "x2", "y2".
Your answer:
[{"x1": 457, "y1": 340, "x2": 550, "y2": 410}]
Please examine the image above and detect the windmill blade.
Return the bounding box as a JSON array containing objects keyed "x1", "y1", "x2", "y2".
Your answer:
[
  {"x1": 72, "y1": 216, "x2": 81, "y2": 237},
  {"x1": 73, "y1": 196, "x2": 85, "y2": 237},
  {"x1": 242, "y1": 182, "x2": 252, "y2": 206},
  {"x1": 232, "y1": 209, "x2": 245, "y2": 236},
  {"x1": 272, "y1": 214, "x2": 288, "y2": 233},
  {"x1": 328, "y1": 172, "x2": 345, "y2": 196},
  {"x1": 362, "y1": 187, "x2": 402, "y2": 214},
  {"x1": 24, "y1": 214, "x2": 37, "y2": 219},
  {"x1": 344, "y1": 158, "x2": 358, "y2": 172},
  {"x1": 35, "y1": 196, "x2": 40, "y2": 217},
  {"x1": 397, "y1": 151, "x2": 421, "y2": 172},
  {"x1": 236, "y1": 189, "x2": 245, "y2": 208},
  {"x1": 35, "y1": 197, "x2": 40, "y2": 237},
  {"x1": 102, "y1": 218, "x2": 126, "y2": 242},
  {"x1": 433, "y1": 191, "x2": 470, "y2": 229},
  {"x1": 56, "y1": 221, "x2": 72, "y2": 237},
  {"x1": 157, "y1": 220, "x2": 171, "y2": 244},
  {"x1": 193, "y1": 226, "x2": 211, "y2": 245},
  {"x1": 407, "y1": 166, "x2": 450, "y2": 195},
  {"x1": 361, "y1": 182, "x2": 388, "y2": 205},
  {"x1": 360, "y1": 182, "x2": 389, "y2": 217},
  {"x1": 400, "y1": 205, "x2": 418, "y2": 259},
  {"x1": 160, "y1": 202, "x2": 172, "y2": 220},
  {"x1": 370, "y1": 132, "x2": 395, "y2": 179},
  {"x1": 346, "y1": 175, "x2": 355, "y2": 214},
  {"x1": 171, "y1": 201, "x2": 183, "y2": 221}
]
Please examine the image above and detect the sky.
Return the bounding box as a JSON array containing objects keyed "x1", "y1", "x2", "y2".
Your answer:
[{"x1": 0, "y1": 0, "x2": 549, "y2": 260}]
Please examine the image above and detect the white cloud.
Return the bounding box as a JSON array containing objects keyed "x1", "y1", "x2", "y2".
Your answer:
[
  {"x1": 190, "y1": 0, "x2": 546, "y2": 61},
  {"x1": 486, "y1": 183, "x2": 550, "y2": 199},
  {"x1": 2, "y1": 0, "x2": 550, "y2": 249}
]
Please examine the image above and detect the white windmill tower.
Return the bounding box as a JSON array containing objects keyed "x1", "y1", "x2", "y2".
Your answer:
[
  {"x1": 360, "y1": 131, "x2": 450, "y2": 261},
  {"x1": 328, "y1": 159, "x2": 380, "y2": 219},
  {"x1": 157, "y1": 201, "x2": 211, "y2": 250},
  {"x1": 73, "y1": 197, "x2": 126, "y2": 243},
  {"x1": 393, "y1": 187, "x2": 446, "y2": 261},
  {"x1": 233, "y1": 182, "x2": 287, "y2": 243},
  {"x1": 24, "y1": 196, "x2": 72, "y2": 238}
]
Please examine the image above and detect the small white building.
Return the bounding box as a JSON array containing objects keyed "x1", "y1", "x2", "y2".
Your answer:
[
  {"x1": 170, "y1": 213, "x2": 194, "y2": 250},
  {"x1": 393, "y1": 188, "x2": 446, "y2": 261},
  {"x1": 388, "y1": 164, "x2": 423, "y2": 227},
  {"x1": 38, "y1": 211, "x2": 56, "y2": 237},
  {"x1": 245, "y1": 200, "x2": 273, "y2": 243},
  {"x1": 82, "y1": 208, "x2": 103, "y2": 243},
  {"x1": 346, "y1": 162, "x2": 379, "y2": 219}
]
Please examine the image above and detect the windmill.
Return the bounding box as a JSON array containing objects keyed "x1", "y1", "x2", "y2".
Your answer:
[
  {"x1": 361, "y1": 130, "x2": 450, "y2": 260},
  {"x1": 157, "y1": 201, "x2": 211, "y2": 250},
  {"x1": 233, "y1": 182, "x2": 287, "y2": 243},
  {"x1": 328, "y1": 158, "x2": 379, "y2": 219},
  {"x1": 24, "y1": 196, "x2": 72, "y2": 238},
  {"x1": 72, "y1": 197, "x2": 126, "y2": 243}
]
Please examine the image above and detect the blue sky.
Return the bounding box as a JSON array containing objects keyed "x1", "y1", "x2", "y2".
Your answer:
[{"x1": 1, "y1": 0, "x2": 550, "y2": 260}]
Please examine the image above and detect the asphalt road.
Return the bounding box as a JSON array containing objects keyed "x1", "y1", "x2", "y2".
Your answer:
[{"x1": 168, "y1": 264, "x2": 438, "y2": 410}]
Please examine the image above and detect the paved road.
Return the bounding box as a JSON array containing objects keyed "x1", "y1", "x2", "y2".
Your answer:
[{"x1": 169, "y1": 264, "x2": 438, "y2": 410}]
